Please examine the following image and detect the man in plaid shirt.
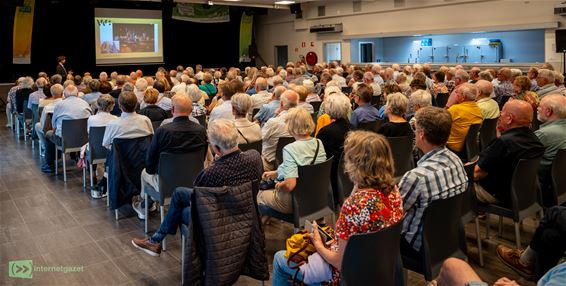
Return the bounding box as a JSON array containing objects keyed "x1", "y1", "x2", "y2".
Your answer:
[{"x1": 399, "y1": 106, "x2": 468, "y2": 256}]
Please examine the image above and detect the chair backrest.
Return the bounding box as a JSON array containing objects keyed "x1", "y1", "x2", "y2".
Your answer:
[
  {"x1": 479, "y1": 118, "x2": 497, "y2": 150},
  {"x1": 252, "y1": 108, "x2": 260, "y2": 119},
  {"x1": 464, "y1": 124, "x2": 481, "y2": 162},
  {"x1": 357, "y1": 120, "x2": 383, "y2": 133},
  {"x1": 292, "y1": 157, "x2": 334, "y2": 226},
  {"x1": 370, "y1": 95, "x2": 382, "y2": 108},
  {"x1": 88, "y1": 126, "x2": 108, "y2": 162},
  {"x1": 436, "y1": 93, "x2": 449, "y2": 108},
  {"x1": 531, "y1": 109, "x2": 541, "y2": 131},
  {"x1": 552, "y1": 149, "x2": 566, "y2": 205},
  {"x1": 341, "y1": 220, "x2": 404, "y2": 286},
  {"x1": 22, "y1": 100, "x2": 32, "y2": 119},
  {"x1": 510, "y1": 157, "x2": 542, "y2": 221},
  {"x1": 239, "y1": 140, "x2": 262, "y2": 154},
  {"x1": 311, "y1": 101, "x2": 322, "y2": 113},
  {"x1": 337, "y1": 152, "x2": 354, "y2": 204},
  {"x1": 31, "y1": 104, "x2": 39, "y2": 125},
  {"x1": 158, "y1": 151, "x2": 205, "y2": 200},
  {"x1": 204, "y1": 98, "x2": 212, "y2": 107},
  {"x1": 387, "y1": 136, "x2": 415, "y2": 177},
  {"x1": 275, "y1": 137, "x2": 295, "y2": 166},
  {"x1": 421, "y1": 192, "x2": 466, "y2": 280},
  {"x1": 194, "y1": 114, "x2": 206, "y2": 127},
  {"x1": 151, "y1": 120, "x2": 162, "y2": 131},
  {"x1": 61, "y1": 118, "x2": 89, "y2": 149}
]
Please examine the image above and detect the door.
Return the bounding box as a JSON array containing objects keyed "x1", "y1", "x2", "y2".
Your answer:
[
  {"x1": 324, "y1": 42, "x2": 341, "y2": 63},
  {"x1": 359, "y1": 42, "x2": 373, "y2": 63},
  {"x1": 275, "y1": 45, "x2": 288, "y2": 67},
  {"x1": 418, "y1": 46, "x2": 433, "y2": 63}
]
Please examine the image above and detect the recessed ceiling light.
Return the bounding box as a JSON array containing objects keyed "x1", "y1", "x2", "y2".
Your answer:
[{"x1": 274, "y1": 1, "x2": 295, "y2": 5}]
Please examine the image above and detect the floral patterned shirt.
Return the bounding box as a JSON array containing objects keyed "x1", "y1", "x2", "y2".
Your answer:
[{"x1": 335, "y1": 188, "x2": 404, "y2": 242}]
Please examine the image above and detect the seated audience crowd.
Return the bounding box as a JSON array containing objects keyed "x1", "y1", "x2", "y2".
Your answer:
[{"x1": 6, "y1": 60, "x2": 566, "y2": 285}]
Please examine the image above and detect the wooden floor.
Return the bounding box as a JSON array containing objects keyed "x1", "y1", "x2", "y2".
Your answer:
[{"x1": 0, "y1": 113, "x2": 537, "y2": 286}]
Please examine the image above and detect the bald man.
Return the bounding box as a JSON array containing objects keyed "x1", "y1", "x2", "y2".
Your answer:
[
  {"x1": 473, "y1": 99, "x2": 544, "y2": 207},
  {"x1": 133, "y1": 94, "x2": 208, "y2": 219},
  {"x1": 535, "y1": 94, "x2": 566, "y2": 203}
]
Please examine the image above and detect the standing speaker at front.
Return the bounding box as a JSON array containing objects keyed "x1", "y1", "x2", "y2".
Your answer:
[{"x1": 555, "y1": 29, "x2": 566, "y2": 52}]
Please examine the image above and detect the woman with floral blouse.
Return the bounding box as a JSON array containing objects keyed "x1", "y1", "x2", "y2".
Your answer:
[{"x1": 271, "y1": 131, "x2": 404, "y2": 285}]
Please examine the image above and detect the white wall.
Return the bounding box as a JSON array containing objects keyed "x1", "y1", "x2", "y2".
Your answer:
[{"x1": 256, "y1": 0, "x2": 565, "y2": 71}]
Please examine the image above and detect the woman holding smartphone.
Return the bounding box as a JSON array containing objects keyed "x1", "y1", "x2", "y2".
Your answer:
[{"x1": 271, "y1": 131, "x2": 404, "y2": 285}]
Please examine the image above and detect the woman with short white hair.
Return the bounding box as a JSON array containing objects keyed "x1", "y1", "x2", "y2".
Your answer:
[
  {"x1": 377, "y1": 92, "x2": 414, "y2": 138},
  {"x1": 258, "y1": 107, "x2": 327, "y2": 217},
  {"x1": 187, "y1": 84, "x2": 207, "y2": 118},
  {"x1": 231, "y1": 93, "x2": 261, "y2": 145},
  {"x1": 303, "y1": 79, "x2": 321, "y2": 103},
  {"x1": 408, "y1": 90, "x2": 432, "y2": 130}
]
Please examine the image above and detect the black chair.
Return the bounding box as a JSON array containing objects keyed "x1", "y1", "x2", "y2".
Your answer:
[
  {"x1": 16, "y1": 100, "x2": 32, "y2": 141},
  {"x1": 336, "y1": 152, "x2": 354, "y2": 205},
  {"x1": 252, "y1": 108, "x2": 260, "y2": 119},
  {"x1": 436, "y1": 93, "x2": 449, "y2": 108},
  {"x1": 356, "y1": 120, "x2": 383, "y2": 133},
  {"x1": 402, "y1": 192, "x2": 466, "y2": 282},
  {"x1": 239, "y1": 140, "x2": 262, "y2": 154},
  {"x1": 464, "y1": 124, "x2": 481, "y2": 162},
  {"x1": 531, "y1": 109, "x2": 542, "y2": 131},
  {"x1": 204, "y1": 98, "x2": 212, "y2": 107},
  {"x1": 370, "y1": 95, "x2": 382, "y2": 108},
  {"x1": 151, "y1": 120, "x2": 162, "y2": 131},
  {"x1": 194, "y1": 114, "x2": 206, "y2": 127},
  {"x1": 477, "y1": 158, "x2": 543, "y2": 248},
  {"x1": 311, "y1": 101, "x2": 322, "y2": 113},
  {"x1": 479, "y1": 118, "x2": 497, "y2": 151},
  {"x1": 30, "y1": 103, "x2": 39, "y2": 147},
  {"x1": 342, "y1": 221, "x2": 405, "y2": 286},
  {"x1": 143, "y1": 150, "x2": 205, "y2": 250},
  {"x1": 550, "y1": 149, "x2": 566, "y2": 206},
  {"x1": 460, "y1": 162, "x2": 483, "y2": 266},
  {"x1": 291, "y1": 157, "x2": 335, "y2": 229},
  {"x1": 387, "y1": 136, "x2": 415, "y2": 178},
  {"x1": 83, "y1": 126, "x2": 108, "y2": 191},
  {"x1": 55, "y1": 118, "x2": 89, "y2": 182},
  {"x1": 275, "y1": 137, "x2": 295, "y2": 167}
]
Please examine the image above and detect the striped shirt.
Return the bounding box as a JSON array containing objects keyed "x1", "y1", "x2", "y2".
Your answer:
[{"x1": 399, "y1": 147, "x2": 468, "y2": 251}]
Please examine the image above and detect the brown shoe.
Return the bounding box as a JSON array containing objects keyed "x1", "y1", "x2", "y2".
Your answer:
[
  {"x1": 496, "y1": 245, "x2": 533, "y2": 280},
  {"x1": 131, "y1": 237, "x2": 162, "y2": 257}
]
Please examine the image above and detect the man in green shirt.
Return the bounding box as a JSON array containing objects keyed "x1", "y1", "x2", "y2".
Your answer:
[{"x1": 535, "y1": 94, "x2": 566, "y2": 204}]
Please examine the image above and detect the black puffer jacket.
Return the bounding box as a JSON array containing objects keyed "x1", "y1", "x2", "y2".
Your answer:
[{"x1": 182, "y1": 182, "x2": 269, "y2": 285}]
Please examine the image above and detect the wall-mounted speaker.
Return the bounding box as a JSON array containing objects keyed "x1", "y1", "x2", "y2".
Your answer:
[{"x1": 556, "y1": 29, "x2": 566, "y2": 53}]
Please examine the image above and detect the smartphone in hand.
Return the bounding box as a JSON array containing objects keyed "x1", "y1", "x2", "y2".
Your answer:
[{"x1": 305, "y1": 220, "x2": 333, "y2": 245}]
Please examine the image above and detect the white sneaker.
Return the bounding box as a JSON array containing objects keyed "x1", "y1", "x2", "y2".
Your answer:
[
  {"x1": 91, "y1": 189, "x2": 103, "y2": 199},
  {"x1": 132, "y1": 200, "x2": 146, "y2": 220}
]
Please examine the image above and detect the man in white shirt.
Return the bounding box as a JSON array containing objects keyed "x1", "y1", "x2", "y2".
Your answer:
[
  {"x1": 209, "y1": 79, "x2": 237, "y2": 123},
  {"x1": 36, "y1": 84, "x2": 63, "y2": 162},
  {"x1": 102, "y1": 91, "x2": 154, "y2": 149},
  {"x1": 27, "y1": 77, "x2": 47, "y2": 109},
  {"x1": 250, "y1": 77, "x2": 272, "y2": 110},
  {"x1": 42, "y1": 85, "x2": 92, "y2": 173},
  {"x1": 261, "y1": 90, "x2": 298, "y2": 171}
]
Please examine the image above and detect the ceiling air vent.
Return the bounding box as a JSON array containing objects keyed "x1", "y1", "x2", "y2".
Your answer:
[
  {"x1": 310, "y1": 23, "x2": 343, "y2": 33},
  {"x1": 318, "y1": 5, "x2": 325, "y2": 17},
  {"x1": 353, "y1": 1, "x2": 362, "y2": 12}
]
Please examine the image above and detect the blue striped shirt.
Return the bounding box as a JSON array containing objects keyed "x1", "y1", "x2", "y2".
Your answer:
[{"x1": 399, "y1": 147, "x2": 467, "y2": 251}]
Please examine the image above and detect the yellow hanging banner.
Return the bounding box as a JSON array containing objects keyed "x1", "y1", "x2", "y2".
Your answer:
[{"x1": 13, "y1": 0, "x2": 35, "y2": 64}]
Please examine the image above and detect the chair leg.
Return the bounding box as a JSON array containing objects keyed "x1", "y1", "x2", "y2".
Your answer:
[
  {"x1": 475, "y1": 217, "x2": 484, "y2": 267},
  {"x1": 115, "y1": 209, "x2": 118, "y2": 220},
  {"x1": 82, "y1": 164, "x2": 86, "y2": 189},
  {"x1": 62, "y1": 152, "x2": 67, "y2": 182},
  {"x1": 498, "y1": 216, "x2": 503, "y2": 237},
  {"x1": 160, "y1": 206, "x2": 166, "y2": 251},
  {"x1": 144, "y1": 193, "x2": 149, "y2": 233},
  {"x1": 89, "y1": 163, "x2": 94, "y2": 190},
  {"x1": 514, "y1": 222, "x2": 521, "y2": 249},
  {"x1": 181, "y1": 234, "x2": 186, "y2": 285},
  {"x1": 106, "y1": 168, "x2": 109, "y2": 207},
  {"x1": 485, "y1": 213, "x2": 490, "y2": 239},
  {"x1": 55, "y1": 148, "x2": 58, "y2": 176}
]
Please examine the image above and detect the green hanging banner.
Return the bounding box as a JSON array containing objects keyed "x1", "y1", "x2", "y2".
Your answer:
[
  {"x1": 172, "y1": 3, "x2": 230, "y2": 23},
  {"x1": 239, "y1": 13, "x2": 253, "y2": 63}
]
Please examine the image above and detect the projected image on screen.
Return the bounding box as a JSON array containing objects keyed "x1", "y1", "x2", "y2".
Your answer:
[
  {"x1": 108, "y1": 24, "x2": 155, "y2": 53},
  {"x1": 95, "y1": 8, "x2": 163, "y2": 65}
]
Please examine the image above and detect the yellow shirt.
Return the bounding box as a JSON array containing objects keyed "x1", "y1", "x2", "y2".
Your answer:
[
  {"x1": 315, "y1": 114, "x2": 331, "y2": 136},
  {"x1": 447, "y1": 101, "x2": 483, "y2": 152}
]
